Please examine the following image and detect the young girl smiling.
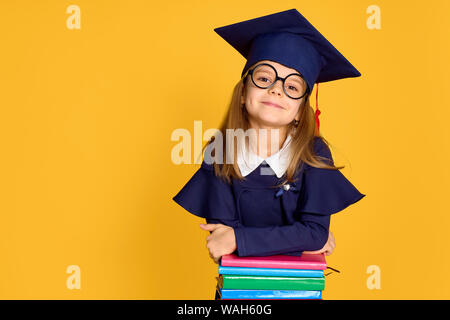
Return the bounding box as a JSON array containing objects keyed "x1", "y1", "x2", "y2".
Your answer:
[{"x1": 173, "y1": 9, "x2": 365, "y2": 266}]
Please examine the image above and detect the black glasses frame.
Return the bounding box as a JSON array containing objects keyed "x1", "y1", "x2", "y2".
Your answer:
[{"x1": 245, "y1": 63, "x2": 309, "y2": 100}]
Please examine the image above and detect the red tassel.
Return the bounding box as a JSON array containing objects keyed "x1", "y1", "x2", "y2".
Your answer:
[{"x1": 314, "y1": 83, "x2": 321, "y2": 136}]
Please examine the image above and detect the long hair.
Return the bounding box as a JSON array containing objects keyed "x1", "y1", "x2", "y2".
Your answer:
[{"x1": 201, "y1": 72, "x2": 344, "y2": 186}]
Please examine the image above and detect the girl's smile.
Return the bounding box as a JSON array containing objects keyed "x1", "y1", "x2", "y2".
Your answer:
[{"x1": 261, "y1": 100, "x2": 284, "y2": 109}]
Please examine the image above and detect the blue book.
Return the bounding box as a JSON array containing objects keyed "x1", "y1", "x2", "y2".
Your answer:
[
  {"x1": 220, "y1": 289, "x2": 322, "y2": 300},
  {"x1": 218, "y1": 265, "x2": 323, "y2": 278}
]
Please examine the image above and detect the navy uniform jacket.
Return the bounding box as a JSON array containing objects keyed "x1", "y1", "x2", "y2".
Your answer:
[{"x1": 173, "y1": 137, "x2": 365, "y2": 257}]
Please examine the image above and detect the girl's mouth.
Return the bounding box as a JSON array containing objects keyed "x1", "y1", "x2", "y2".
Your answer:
[{"x1": 262, "y1": 101, "x2": 283, "y2": 109}]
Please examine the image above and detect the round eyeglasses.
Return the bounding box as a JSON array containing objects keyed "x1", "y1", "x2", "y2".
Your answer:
[{"x1": 244, "y1": 63, "x2": 309, "y2": 100}]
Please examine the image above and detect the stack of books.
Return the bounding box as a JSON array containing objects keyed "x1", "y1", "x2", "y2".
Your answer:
[{"x1": 215, "y1": 253, "x2": 327, "y2": 300}]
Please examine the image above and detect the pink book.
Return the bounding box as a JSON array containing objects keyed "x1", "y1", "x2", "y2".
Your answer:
[{"x1": 221, "y1": 253, "x2": 327, "y2": 270}]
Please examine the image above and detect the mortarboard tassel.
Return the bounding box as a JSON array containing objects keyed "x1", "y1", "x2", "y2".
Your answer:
[{"x1": 314, "y1": 83, "x2": 321, "y2": 136}]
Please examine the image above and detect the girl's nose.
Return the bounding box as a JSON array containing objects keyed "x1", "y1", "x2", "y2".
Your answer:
[{"x1": 269, "y1": 79, "x2": 284, "y2": 96}]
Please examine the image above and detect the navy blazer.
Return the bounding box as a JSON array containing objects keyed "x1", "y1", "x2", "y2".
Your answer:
[{"x1": 173, "y1": 136, "x2": 365, "y2": 257}]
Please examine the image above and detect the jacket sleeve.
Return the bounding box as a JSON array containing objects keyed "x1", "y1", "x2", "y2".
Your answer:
[
  {"x1": 172, "y1": 161, "x2": 326, "y2": 257},
  {"x1": 295, "y1": 137, "x2": 366, "y2": 215},
  {"x1": 206, "y1": 215, "x2": 328, "y2": 257},
  {"x1": 176, "y1": 138, "x2": 365, "y2": 257},
  {"x1": 232, "y1": 212, "x2": 330, "y2": 257},
  {"x1": 172, "y1": 161, "x2": 238, "y2": 221}
]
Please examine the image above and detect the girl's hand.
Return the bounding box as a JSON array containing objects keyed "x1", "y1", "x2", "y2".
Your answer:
[
  {"x1": 303, "y1": 231, "x2": 335, "y2": 256},
  {"x1": 199, "y1": 223, "x2": 237, "y2": 264}
]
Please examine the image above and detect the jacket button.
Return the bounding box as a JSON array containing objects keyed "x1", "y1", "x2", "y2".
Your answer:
[{"x1": 283, "y1": 184, "x2": 290, "y2": 191}]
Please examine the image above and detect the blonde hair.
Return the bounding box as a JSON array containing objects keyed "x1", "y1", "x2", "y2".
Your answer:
[{"x1": 202, "y1": 72, "x2": 344, "y2": 187}]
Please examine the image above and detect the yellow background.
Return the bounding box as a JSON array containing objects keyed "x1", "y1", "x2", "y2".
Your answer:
[{"x1": 0, "y1": 0, "x2": 449, "y2": 299}]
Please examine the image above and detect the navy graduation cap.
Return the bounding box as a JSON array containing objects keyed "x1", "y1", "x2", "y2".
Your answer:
[{"x1": 214, "y1": 8, "x2": 361, "y2": 134}]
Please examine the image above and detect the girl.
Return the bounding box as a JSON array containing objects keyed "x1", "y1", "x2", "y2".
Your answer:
[{"x1": 173, "y1": 9, "x2": 365, "y2": 270}]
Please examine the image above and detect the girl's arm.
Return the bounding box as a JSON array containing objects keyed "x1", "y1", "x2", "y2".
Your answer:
[
  {"x1": 204, "y1": 213, "x2": 330, "y2": 257},
  {"x1": 232, "y1": 212, "x2": 330, "y2": 257}
]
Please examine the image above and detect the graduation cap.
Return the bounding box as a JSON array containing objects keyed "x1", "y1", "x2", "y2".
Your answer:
[{"x1": 214, "y1": 8, "x2": 361, "y2": 135}]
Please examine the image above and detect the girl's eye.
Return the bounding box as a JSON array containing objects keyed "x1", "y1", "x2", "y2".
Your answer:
[
  {"x1": 258, "y1": 77, "x2": 270, "y2": 82},
  {"x1": 287, "y1": 86, "x2": 298, "y2": 91}
]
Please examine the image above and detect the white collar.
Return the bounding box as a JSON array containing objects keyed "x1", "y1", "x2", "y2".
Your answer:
[{"x1": 237, "y1": 134, "x2": 292, "y2": 178}]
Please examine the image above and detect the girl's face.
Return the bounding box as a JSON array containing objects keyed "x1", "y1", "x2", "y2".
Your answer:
[{"x1": 241, "y1": 60, "x2": 305, "y2": 129}]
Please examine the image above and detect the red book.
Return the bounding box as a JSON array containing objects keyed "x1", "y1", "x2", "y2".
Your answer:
[{"x1": 221, "y1": 253, "x2": 327, "y2": 270}]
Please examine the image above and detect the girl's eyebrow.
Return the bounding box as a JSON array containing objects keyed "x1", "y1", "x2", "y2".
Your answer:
[
  {"x1": 279, "y1": 70, "x2": 305, "y2": 79},
  {"x1": 257, "y1": 62, "x2": 303, "y2": 79},
  {"x1": 288, "y1": 76, "x2": 305, "y2": 84}
]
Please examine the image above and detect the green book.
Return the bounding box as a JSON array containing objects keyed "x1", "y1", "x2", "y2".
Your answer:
[{"x1": 219, "y1": 274, "x2": 325, "y2": 291}]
